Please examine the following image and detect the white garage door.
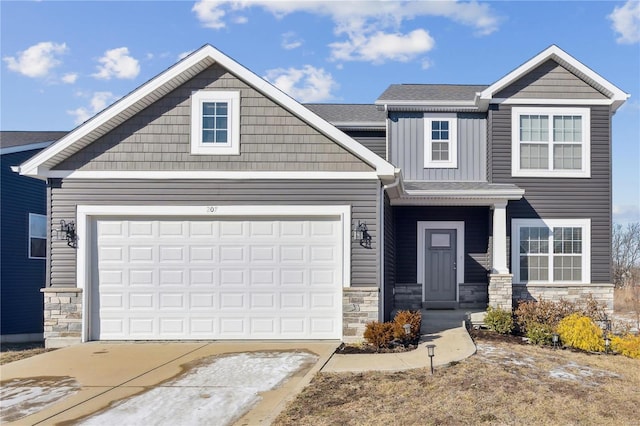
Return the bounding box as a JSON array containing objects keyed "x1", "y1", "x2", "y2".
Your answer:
[{"x1": 92, "y1": 216, "x2": 343, "y2": 340}]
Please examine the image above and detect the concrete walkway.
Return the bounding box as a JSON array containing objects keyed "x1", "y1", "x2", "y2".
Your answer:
[{"x1": 322, "y1": 310, "x2": 480, "y2": 373}]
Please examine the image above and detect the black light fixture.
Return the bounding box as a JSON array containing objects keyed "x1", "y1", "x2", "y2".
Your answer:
[
  {"x1": 552, "y1": 332, "x2": 559, "y2": 349},
  {"x1": 54, "y1": 219, "x2": 77, "y2": 248},
  {"x1": 426, "y1": 344, "x2": 436, "y2": 375},
  {"x1": 353, "y1": 221, "x2": 372, "y2": 249}
]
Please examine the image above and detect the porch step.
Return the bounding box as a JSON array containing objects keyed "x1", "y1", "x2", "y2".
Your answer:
[
  {"x1": 468, "y1": 311, "x2": 487, "y2": 329},
  {"x1": 422, "y1": 301, "x2": 458, "y2": 310}
]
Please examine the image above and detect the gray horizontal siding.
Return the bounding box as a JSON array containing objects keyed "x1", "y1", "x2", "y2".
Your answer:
[
  {"x1": 53, "y1": 64, "x2": 373, "y2": 173},
  {"x1": 343, "y1": 130, "x2": 386, "y2": 160},
  {"x1": 495, "y1": 60, "x2": 607, "y2": 100},
  {"x1": 490, "y1": 104, "x2": 612, "y2": 283},
  {"x1": 393, "y1": 206, "x2": 491, "y2": 284},
  {"x1": 49, "y1": 179, "x2": 380, "y2": 289},
  {"x1": 389, "y1": 112, "x2": 486, "y2": 181}
]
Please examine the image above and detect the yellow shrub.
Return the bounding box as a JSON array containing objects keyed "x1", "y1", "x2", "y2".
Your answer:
[
  {"x1": 363, "y1": 321, "x2": 394, "y2": 349},
  {"x1": 611, "y1": 334, "x2": 640, "y2": 359},
  {"x1": 557, "y1": 313, "x2": 604, "y2": 352}
]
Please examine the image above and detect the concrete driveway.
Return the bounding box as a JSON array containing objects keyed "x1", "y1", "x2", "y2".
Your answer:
[{"x1": 0, "y1": 341, "x2": 338, "y2": 425}]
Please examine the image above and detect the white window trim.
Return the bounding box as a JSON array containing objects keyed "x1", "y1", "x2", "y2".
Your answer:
[
  {"x1": 511, "y1": 218, "x2": 591, "y2": 285},
  {"x1": 424, "y1": 113, "x2": 457, "y2": 169},
  {"x1": 28, "y1": 213, "x2": 47, "y2": 259},
  {"x1": 190, "y1": 90, "x2": 240, "y2": 155},
  {"x1": 511, "y1": 107, "x2": 590, "y2": 178}
]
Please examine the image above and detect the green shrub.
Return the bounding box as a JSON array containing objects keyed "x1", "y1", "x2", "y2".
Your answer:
[
  {"x1": 363, "y1": 321, "x2": 394, "y2": 350},
  {"x1": 557, "y1": 313, "x2": 604, "y2": 352},
  {"x1": 525, "y1": 322, "x2": 554, "y2": 345},
  {"x1": 611, "y1": 334, "x2": 640, "y2": 359},
  {"x1": 485, "y1": 307, "x2": 514, "y2": 334},
  {"x1": 392, "y1": 310, "x2": 422, "y2": 342}
]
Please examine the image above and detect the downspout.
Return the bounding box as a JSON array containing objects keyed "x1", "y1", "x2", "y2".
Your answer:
[{"x1": 380, "y1": 173, "x2": 401, "y2": 321}]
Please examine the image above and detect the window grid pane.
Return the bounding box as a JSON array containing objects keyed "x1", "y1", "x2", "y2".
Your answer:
[
  {"x1": 432, "y1": 141, "x2": 449, "y2": 161},
  {"x1": 521, "y1": 144, "x2": 549, "y2": 169},
  {"x1": 202, "y1": 101, "x2": 229, "y2": 144},
  {"x1": 431, "y1": 120, "x2": 450, "y2": 141},
  {"x1": 553, "y1": 115, "x2": 582, "y2": 142},
  {"x1": 520, "y1": 115, "x2": 549, "y2": 142},
  {"x1": 553, "y1": 144, "x2": 582, "y2": 170}
]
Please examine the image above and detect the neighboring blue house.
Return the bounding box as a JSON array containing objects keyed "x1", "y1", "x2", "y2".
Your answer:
[{"x1": 1, "y1": 131, "x2": 67, "y2": 342}]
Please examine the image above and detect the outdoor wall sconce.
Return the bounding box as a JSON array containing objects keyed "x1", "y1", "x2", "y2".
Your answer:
[
  {"x1": 54, "y1": 219, "x2": 77, "y2": 248},
  {"x1": 552, "y1": 333, "x2": 559, "y2": 350},
  {"x1": 352, "y1": 221, "x2": 372, "y2": 249},
  {"x1": 426, "y1": 344, "x2": 436, "y2": 375}
]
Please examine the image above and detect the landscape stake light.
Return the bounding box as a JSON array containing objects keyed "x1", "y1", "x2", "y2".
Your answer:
[
  {"x1": 426, "y1": 344, "x2": 436, "y2": 375},
  {"x1": 552, "y1": 333, "x2": 559, "y2": 349},
  {"x1": 403, "y1": 323, "x2": 411, "y2": 337},
  {"x1": 604, "y1": 336, "x2": 611, "y2": 354}
]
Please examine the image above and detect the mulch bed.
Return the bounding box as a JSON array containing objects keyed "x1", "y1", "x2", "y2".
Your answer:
[
  {"x1": 468, "y1": 327, "x2": 528, "y2": 345},
  {"x1": 335, "y1": 341, "x2": 419, "y2": 354}
]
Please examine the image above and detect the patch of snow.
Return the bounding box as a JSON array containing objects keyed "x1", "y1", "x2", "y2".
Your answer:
[
  {"x1": 80, "y1": 351, "x2": 316, "y2": 426},
  {"x1": 549, "y1": 362, "x2": 621, "y2": 385},
  {"x1": 0, "y1": 377, "x2": 79, "y2": 423}
]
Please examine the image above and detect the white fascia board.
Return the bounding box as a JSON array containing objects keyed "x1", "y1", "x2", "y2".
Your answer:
[
  {"x1": 479, "y1": 45, "x2": 630, "y2": 110},
  {"x1": 403, "y1": 189, "x2": 524, "y2": 199},
  {"x1": 46, "y1": 170, "x2": 380, "y2": 180},
  {"x1": 19, "y1": 44, "x2": 396, "y2": 180},
  {"x1": 391, "y1": 196, "x2": 519, "y2": 206},
  {"x1": 0, "y1": 141, "x2": 53, "y2": 156},
  {"x1": 491, "y1": 98, "x2": 614, "y2": 106}
]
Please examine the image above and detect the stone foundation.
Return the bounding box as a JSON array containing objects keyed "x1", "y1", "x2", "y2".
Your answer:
[
  {"x1": 459, "y1": 283, "x2": 489, "y2": 308},
  {"x1": 488, "y1": 274, "x2": 513, "y2": 311},
  {"x1": 343, "y1": 287, "x2": 379, "y2": 343},
  {"x1": 41, "y1": 287, "x2": 83, "y2": 348},
  {"x1": 512, "y1": 283, "x2": 614, "y2": 313},
  {"x1": 393, "y1": 283, "x2": 422, "y2": 311}
]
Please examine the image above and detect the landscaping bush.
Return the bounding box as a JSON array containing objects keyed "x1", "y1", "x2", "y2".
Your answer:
[
  {"x1": 515, "y1": 296, "x2": 609, "y2": 334},
  {"x1": 525, "y1": 322, "x2": 554, "y2": 345},
  {"x1": 485, "y1": 306, "x2": 514, "y2": 334},
  {"x1": 363, "y1": 321, "x2": 394, "y2": 350},
  {"x1": 611, "y1": 334, "x2": 640, "y2": 359},
  {"x1": 392, "y1": 310, "x2": 422, "y2": 342},
  {"x1": 557, "y1": 313, "x2": 605, "y2": 352}
]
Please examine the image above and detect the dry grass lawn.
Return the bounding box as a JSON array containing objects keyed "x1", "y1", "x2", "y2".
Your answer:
[
  {"x1": 274, "y1": 335, "x2": 640, "y2": 425},
  {"x1": 0, "y1": 343, "x2": 48, "y2": 365}
]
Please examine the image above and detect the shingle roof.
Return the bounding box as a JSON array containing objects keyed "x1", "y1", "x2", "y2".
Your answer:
[
  {"x1": 377, "y1": 84, "x2": 488, "y2": 102},
  {"x1": 0, "y1": 131, "x2": 68, "y2": 149},
  {"x1": 304, "y1": 104, "x2": 385, "y2": 124},
  {"x1": 403, "y1": 181, "x2": 521, "y2": 192}
]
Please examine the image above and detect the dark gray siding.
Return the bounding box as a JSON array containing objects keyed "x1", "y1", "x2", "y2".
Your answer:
[
  {"x1": 53, "y1": 64, "x2": 373, "y2": 173},
  {"x1": 389, "y1": 112, "x2": 486, "y2": 181},
  {"x1": 49, "y1": 179, "x2": 380, "y2": 288},
  {"x1": 343, "y1": 130, "x2": 386, "y2": 160},
  {"x1": 495, "y1": 60, "x2": 607, "y2": 100},
  {"x1": 1, "y1": 150, "x2": 45, "y2": 335},
  {"x1": 393, "y1": 206, "x2": 491, "y2": 284},
  {"x1": 383, "y1": 194, "x2": 395, "y2": 320},
  {"x1": 489, "y1": 104, "x2": 612, "y2": 283}
]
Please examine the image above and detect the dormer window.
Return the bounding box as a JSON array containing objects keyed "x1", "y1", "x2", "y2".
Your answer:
[
  {"x1": 424, "y1": 113, "x2": 457, "y2": 168},
  {"x1": 190, "y1": 90, "x2": 240, "y2": 155}
]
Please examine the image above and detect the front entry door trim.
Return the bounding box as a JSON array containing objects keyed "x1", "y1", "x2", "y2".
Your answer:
[{"x1": 417, "y1": 221, "x2": 465, "y2": 302}]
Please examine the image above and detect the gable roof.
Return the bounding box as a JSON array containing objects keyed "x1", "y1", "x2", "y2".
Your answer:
[
  {"x1": 304, "y1": 104, "x2": 385, "y2": 130},
  {"x1": 18, "y1": 44, "x2": 395, "y2": 181},
  {"x1": 479, "y1": 45, "x2": 629, "y2": 111},
  {"x1": 0, "y1": 131, "x2": 67, "y2": 155},
  {"x1": 377, "y1": 85, "x2": 488, "y2": 102}
]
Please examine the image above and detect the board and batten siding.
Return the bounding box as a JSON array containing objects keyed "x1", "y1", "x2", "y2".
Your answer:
[
  {"x1": 52, "y1": 64, "x2": 373, "y2": 173},
  {"x1": 48, "y1": 179, "x2": 380, "y2": 289},
  {"x1": 495, "y1": 60, "x2": 608, "y2": 100},
  {"x1": 344, "y1": 130, "x2": 387, "y2": 160},
  {"x1": 393, "y1": 206, "x2": 491, "y2": 284},
  {"x1": 388, "y1": 112, "x2": 486, "y2": 181},
  {"x1": 489, "y1": 104, "x2": 612, "y2": 283}
]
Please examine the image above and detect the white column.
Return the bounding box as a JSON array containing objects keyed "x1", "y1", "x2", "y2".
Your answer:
[{"x1": 492, "y1": 201, "x2": 509, "y2": 274}]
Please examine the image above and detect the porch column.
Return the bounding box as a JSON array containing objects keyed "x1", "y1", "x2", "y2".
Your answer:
[
  {"x1": 491, "y1": 201, "x2": 509, "y2": 274},
  {"x1": 489, "y1": 201, "x2": 513, "y2": 310}
]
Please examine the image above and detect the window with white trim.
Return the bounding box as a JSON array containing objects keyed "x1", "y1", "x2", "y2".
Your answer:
[
  {"x1": 29, "y1": 213, "x2": 46, "y2": 259},
  {"x1": 512, "y1": 219, "x2": 590, "y2": 284},
  {"x1": 424, "y1": 113, "x2": 457, "y2": 168},
  {"x1": 190, "y1": 90, "x2": 240, "y2": 155},
  {"x1": 512, "y1": 107, "x2": 590, "y2": 177}
]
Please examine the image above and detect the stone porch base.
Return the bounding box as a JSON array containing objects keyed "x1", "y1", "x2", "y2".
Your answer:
[
  {"x1": 41, "y1": 287, "x2": 83, "y2": 348},
  {"x1": 342, "y1": 287, "x2": 379, "y2": 343},
  {"x1": 512, "y1": 283, "x2": 614, "y2": 313}
]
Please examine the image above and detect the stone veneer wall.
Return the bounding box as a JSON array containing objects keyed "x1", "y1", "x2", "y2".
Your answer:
[
  {"x1": 343, "y1": 287, "x2": 379, "y2": 342},
  {"x1": 488, "y1": 274, "x2": 513, "y2": 311},
  {"x1": 41, "y1": 288, "x2": 83, "y2": 348},
  {"x1": 512, "y1": 284, "x2": 614, "y2": 312},
  {"x1": 459, "y1": 283, "x2": 489, "y2": 308},
  {"x1": 393, "y1": 283, "x2": 422, "y2": 311}
]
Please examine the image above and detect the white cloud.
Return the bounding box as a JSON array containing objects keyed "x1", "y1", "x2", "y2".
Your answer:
[
  {"x1": 93, "y1": 47, "x2": 140, "y2": 80},
  {"x1": 67, "y1": 91, "x2": 118, "y2": 125},
  {"x1": 282, "y1": 31, "x2": 303, "y2": 50},
  {"x1": 61, "y1": 72, "x2": 78, "y2": 84},
  {"x1": 330, "y1": 29, "x2": 435, "y2": 63},
  {"x1": 3, "y1": 41, "x2": 68, "y2": 78},
  {"x1": 613, "y1": 204, "x2": 640, "y2": 225},
  {"x1": 264, "y1": 65, "x2": 338, "y2": 102},
  {"x1": 608, "y1": 0, "x2": 640, "y2": 44},
  {"x1": 191, "y1": 1, "x2": 499, "y2": 64}
]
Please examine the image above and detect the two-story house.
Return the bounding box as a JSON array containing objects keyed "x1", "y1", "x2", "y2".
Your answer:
[{"x1": 16, "y1": 45, "x2": 627, "y2": 347}]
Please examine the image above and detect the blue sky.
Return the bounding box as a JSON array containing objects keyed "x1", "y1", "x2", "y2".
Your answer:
[{"x1": 1, "y1": 0, "x2": 639, "y2": 223}]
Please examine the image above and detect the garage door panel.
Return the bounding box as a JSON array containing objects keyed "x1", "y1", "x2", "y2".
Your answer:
[{"x1": 94, "y1": 217, "x2": 342, "y2": 340}]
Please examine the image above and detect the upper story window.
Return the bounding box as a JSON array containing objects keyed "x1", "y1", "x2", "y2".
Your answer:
[
  {"x1": 29, "y1": 213, "x2": 46, "y2": 259},
  {"x1": 511, "y1": 107, "x2": 590, "y2": 177},
  {"x1": 424, "y1": 113, "x2": 457, "y2": 168},
  {"x1": 190, "y1": 90, "x2": 240, "y2": 155}
]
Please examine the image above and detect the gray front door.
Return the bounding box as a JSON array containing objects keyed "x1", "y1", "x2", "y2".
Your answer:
[{"x1": 424, "y1": 229, "x2": 457, "y2": 302}]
